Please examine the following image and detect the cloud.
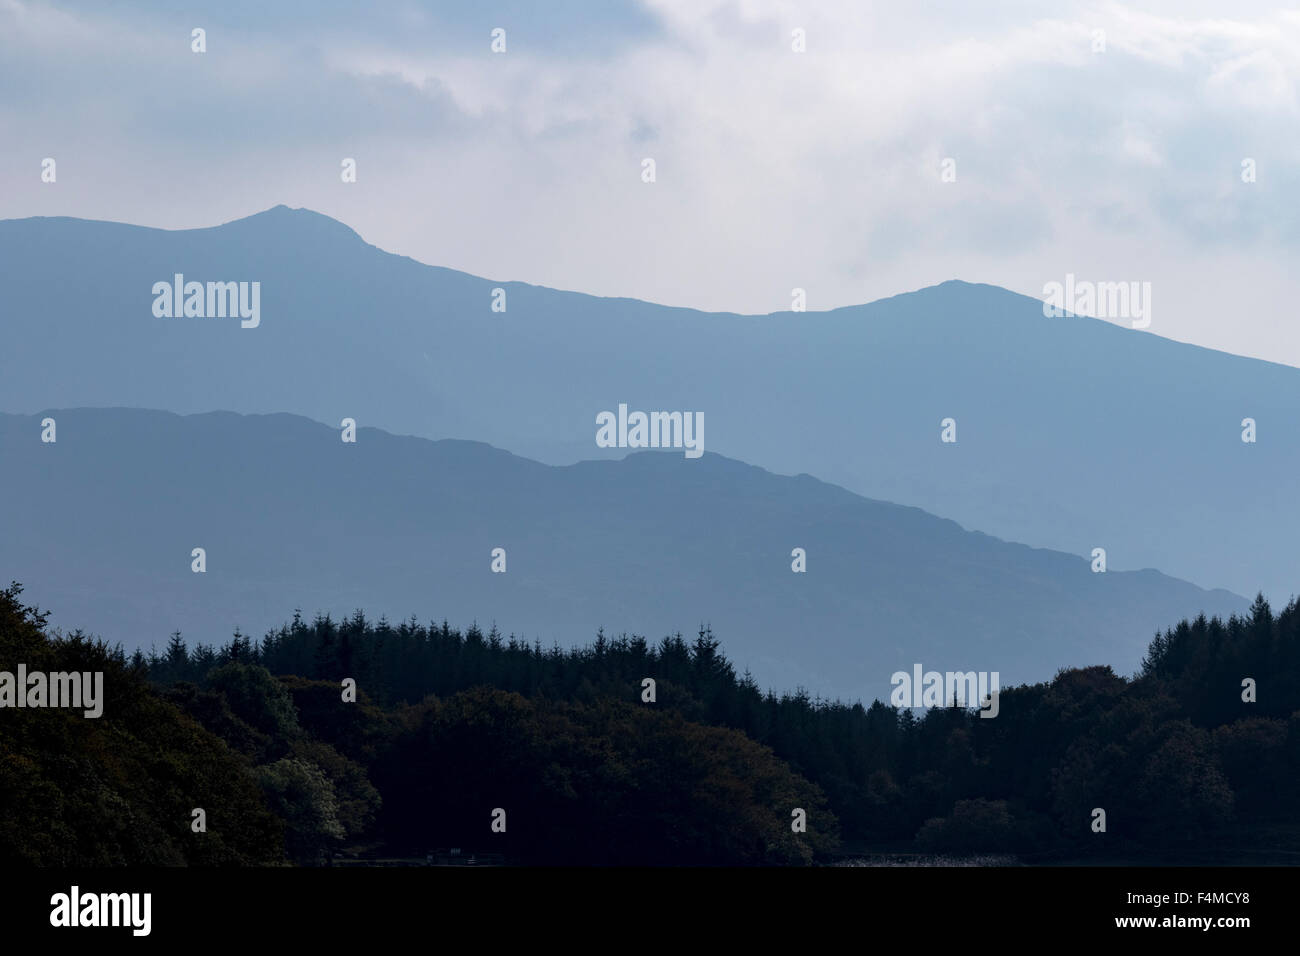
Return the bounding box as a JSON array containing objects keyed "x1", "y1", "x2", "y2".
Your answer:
[{"x1": 2, "y1": 0, "x2": 1299, "y2": 364}]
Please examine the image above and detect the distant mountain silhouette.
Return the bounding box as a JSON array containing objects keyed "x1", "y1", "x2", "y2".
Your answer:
[
  {"x1": 1, "y1": 208, "x2": 1294, "y2": 601},
  {"x1": 0, "y1": 409, "x2": 1244, "y2": 702}
]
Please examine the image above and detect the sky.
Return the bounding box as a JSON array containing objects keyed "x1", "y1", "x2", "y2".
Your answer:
[{"x1": 2, "y1": 0, "x2": 1298, "y2": 365}]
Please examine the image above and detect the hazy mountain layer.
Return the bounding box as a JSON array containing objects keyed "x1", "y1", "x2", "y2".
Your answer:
[
  {"x1": 0, "y1": 409, "x2": 1245, "y2": 701},
  {"x1": 0, "y1": 208, "x2": 1292, "y2": 601}
]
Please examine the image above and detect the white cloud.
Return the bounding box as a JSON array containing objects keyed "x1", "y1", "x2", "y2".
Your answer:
[{"x1": 2, "y1": 0, "x2": 1299, "y2": 364}]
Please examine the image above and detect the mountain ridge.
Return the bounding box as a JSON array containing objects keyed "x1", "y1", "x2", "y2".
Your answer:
[
  {"x1": 11, "y1": 205, "x2": 1299, "y2": 378},
  {"x1": 0, "y1": 207, "x2": 1154, "y2": 326},
  {"x1": 0, "y1": 406, "x2": 1247, "y2": 703},
  {"x1": 2, "y1": 208, "x2": 1296, "y2": 602}
]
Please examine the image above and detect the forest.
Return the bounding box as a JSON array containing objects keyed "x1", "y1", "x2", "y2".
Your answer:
[{"x1": 2, "y1": 581, "x2": 1297, "y2": 865}]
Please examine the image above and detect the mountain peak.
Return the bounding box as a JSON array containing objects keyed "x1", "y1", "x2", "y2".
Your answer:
[{"x1": 215, "y1": 205, "x2": 366, "y2": 245}]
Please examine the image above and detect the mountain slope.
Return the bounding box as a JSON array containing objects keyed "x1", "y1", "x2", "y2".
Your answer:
[
  {"x1": 0, "y1": 409, "x2": 1245, "y2": 702},
  {"x1": 0, "y1": 208, "x2": 1295, "y2": 600}
]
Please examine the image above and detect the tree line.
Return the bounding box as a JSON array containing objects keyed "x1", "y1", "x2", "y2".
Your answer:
[{"x1": 4, "y1": 582, "x2": 1298, "y2": 865}]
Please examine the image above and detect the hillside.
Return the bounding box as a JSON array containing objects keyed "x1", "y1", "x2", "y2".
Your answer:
[
  {"x1": 0, "y1": 208, "x2": 1294, "y2": 601},
  {"x1": 0, "y1": 408, "x2": 1244, "y2": 701}
]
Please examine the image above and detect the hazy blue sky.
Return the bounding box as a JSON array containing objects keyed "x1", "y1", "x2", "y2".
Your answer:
[{"x1": 2, "y1": 0, "x2": 1297, "y2": 364}]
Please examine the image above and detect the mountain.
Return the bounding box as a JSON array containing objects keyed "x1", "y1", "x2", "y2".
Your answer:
[
  {"x1": 0, "y1": 409, "x2": 1244, "y2": 702},
  {"x1": 0, "y1": 208, "x2": 1294, "y2": 603}
]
